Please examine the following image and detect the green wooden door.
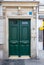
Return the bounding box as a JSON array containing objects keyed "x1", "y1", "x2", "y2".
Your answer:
[
  {"x1": 9, "y1": 19, "x2": 31, "y2": 56},
  {"x1": 20, "y1": 20, "x2": 31, "y2": 56},
  {"x1": 9, "y1": 19, "x2": 19, "y2": 55}
]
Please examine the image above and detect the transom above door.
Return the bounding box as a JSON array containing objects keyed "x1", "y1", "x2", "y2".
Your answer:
[{"x1": 9, "y1": 19, "x2": 31, "y2": 57}]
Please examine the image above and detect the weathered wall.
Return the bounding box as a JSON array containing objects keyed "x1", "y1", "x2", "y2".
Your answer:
[{"x1": 0, "y1": 2, "x2": 39, "y2": 59}]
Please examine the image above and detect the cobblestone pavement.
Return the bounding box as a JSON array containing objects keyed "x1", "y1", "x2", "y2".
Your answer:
[
  {"x1": 0, "y1": 59, "x2": 44, "y2": 65},
  {"x1": 25, "y1": 59, "x2": 44, "y2": 65}
]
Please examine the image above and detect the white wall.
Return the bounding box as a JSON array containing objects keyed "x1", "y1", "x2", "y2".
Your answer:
[
  {"x1": 0, "y1": 5, "x2": 4, "y2": 44},
  {"x1": 37, "y1": 19, "x2": 43, "y2": 58},
  {"x1": 0, "y1": 6, "x2": 3, "y2": 16},
  {"x1": 0, "y1": 19, "x2": 4, "y2": 44},
  {"x1": 37, "y1": 19, "x2": 43, "y2": 50},
  {"x1": 0, "y1": 50, "x2": 3, "y2": 59},
  {"x1": 39, "y1": 6, "x2": 44, "y2": 12}
]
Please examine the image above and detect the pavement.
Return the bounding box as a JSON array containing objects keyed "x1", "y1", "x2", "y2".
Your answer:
[{"x1": 0, "y1": 59, "x2": 44, "y2": 65}]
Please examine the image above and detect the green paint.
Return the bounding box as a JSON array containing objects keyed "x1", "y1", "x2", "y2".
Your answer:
[{"x1": 9, "y1": 19, "x2": 31, "y2": 57}]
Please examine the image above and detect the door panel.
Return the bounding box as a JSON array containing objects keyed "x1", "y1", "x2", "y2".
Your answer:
[
  {"x1": 9, "y1": 19, "x2": 19, "y2": 55},
  {"x1": 9, "y1": 19, "x2": 31, "y2": 56},
  {"x1": 20, "y1": 20, "x2": 30, "y2": 55}
]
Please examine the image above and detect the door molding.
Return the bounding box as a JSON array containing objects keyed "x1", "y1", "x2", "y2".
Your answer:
[{"x1": 5, "y1": 16, "x2": 32, "y2": 58}]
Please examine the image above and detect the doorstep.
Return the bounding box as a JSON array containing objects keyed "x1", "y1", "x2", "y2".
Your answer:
[{"x1": 9, "y1": 56, "x2": 31, "y2": 59}]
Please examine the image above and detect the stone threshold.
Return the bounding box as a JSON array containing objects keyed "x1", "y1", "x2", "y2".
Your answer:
[{"x1": 9, "y1": 56, "x2": 31, "y2": 59}]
